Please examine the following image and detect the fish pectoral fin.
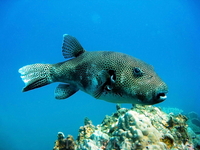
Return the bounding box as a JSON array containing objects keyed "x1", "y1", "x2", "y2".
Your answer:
[
  {"x1": 93, "y1": 70, "x2": 116, "y2": 99},
  {"x1": 93, "y1": 87, "x2": 103, "y2": 99},
  {"x1": 54, "y1": 84, "x2": 79, "y2": 100},
  {"x1": 62, "y1": 34, "x2": 85, "y2": 59},
  {"x1": 93, "y1": 70, "x2": 109, "y2": 99}
]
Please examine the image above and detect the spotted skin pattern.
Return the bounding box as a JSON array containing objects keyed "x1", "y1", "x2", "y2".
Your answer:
[{"x1": 19, "y1": 34, "x2": 168, "y2": 105}]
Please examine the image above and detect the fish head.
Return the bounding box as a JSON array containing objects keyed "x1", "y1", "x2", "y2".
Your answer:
[{"x1": 118, "y1": 57, "x2": 168, "y2": 105}]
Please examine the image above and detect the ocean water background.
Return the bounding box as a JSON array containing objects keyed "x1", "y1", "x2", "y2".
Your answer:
[{"x1": 0, "y1": 0, "x2": 199, "y2": 149}]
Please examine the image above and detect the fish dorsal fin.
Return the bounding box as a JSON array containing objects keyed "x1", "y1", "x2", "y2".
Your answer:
[{"x1": 62, "y1": 34, "x2": 85, "y2": 59}]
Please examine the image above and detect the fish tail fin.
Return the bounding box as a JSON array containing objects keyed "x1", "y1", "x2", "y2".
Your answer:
[{"x1": 18, "y1": 63, "x2": 55, "y2": 92}]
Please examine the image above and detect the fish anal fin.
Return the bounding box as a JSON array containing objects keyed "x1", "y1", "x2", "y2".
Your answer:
[
  {"x1": 62, "y1": 34, "x2": 85, "y2": 59},
  {"x1": 55, "y1": 84, "x2": 79, "y2": 100}
]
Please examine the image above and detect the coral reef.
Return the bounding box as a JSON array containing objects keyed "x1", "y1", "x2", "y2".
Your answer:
[
  {"x1": 187, "y1": 111, "x2": 200, "y2": 135},
  {"x1": 53, "y1": 105, "x2": 200, "y2": 150},
  {"x1": 161, "y1": 107, "x2": 183, "y2": 115}
]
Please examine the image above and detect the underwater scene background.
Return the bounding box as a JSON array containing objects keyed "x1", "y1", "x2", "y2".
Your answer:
[{"x1": 0, "y1": 0, "x2": 200, "y2": 149}]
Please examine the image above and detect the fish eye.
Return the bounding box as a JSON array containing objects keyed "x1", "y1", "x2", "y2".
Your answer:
[{"x1": 133, "y1": 67, "x2": 144, "y2": 77}]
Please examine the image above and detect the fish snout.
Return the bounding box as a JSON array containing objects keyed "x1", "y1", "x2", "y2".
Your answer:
[{"x1": 152, "y1": 81, "x2": 168, "y2": 104}]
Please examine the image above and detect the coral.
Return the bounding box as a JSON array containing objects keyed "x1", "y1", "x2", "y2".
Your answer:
[
  {"x1": 76, "y1": 117, "x2": 95, "y2": 143},
  {"x1": 53, "y1": 105, "x2": 200, "y2": 150},
  {"x1": 188, "y1": 111, "x2": 198, "y2": 119},
  {"x1": 53, "y1": 132, "x2": 75, "y2": 150},
  {"x1": 108, "y1": 110, "x2": 167, "y2": 149},
  {"x1": 187, "y1": 111, "x2": 200, "y2": 135}
]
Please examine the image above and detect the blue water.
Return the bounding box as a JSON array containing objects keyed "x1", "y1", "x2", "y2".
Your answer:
[{"x1": 0, "y1": 0, "x2": 200, "y2": 149}]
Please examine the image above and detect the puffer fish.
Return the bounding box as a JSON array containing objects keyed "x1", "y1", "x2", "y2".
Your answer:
[{"x1": 18, "y1": 34, "x2": 168, "y2": 105}]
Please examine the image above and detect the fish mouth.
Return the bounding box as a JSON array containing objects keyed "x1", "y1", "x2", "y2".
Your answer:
[
  {"x1": 136, "y1": 91, "x2": 167, "y2": 105},
  {"x1": 154, "y1": 91, "x2": 168, "y2": 103}
]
